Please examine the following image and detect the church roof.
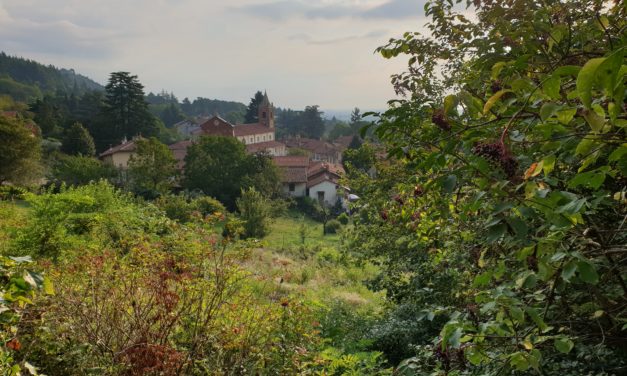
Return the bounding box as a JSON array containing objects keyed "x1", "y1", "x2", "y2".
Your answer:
[{"x1": 234, "y1": 123, "x2": 272, "y2": 136}]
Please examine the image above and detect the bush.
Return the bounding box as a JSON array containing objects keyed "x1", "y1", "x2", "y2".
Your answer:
[
  {"x1": 0, "y1": 185, "x2": 26, "y2": 201},
  {"x1": 193, "y1": 195, "x2": 225, "y2": 216},
  {"x1": 316, "y1": 247, "x2": 342, "y2": 264},
  {"x1": 236, "y1": 188, "x2": 274, "y2": 239},
  {"x1": 294, "y1": 196, "x2": 325, "y2": 221},
  {"x1": 337, "y1": 213, "x2": 349, "y2": 225},
  {"x1": 50, "y1": 154, "x2": 117, "y2": 187},
  {"x1": 155, "y1": 194, "x2": 197, "y2": 223},
  {"x1": 324, "y1": 219, "x2": 342, "y2": 234}
]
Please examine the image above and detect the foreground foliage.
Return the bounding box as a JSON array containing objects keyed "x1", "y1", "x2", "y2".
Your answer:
[{"x1": 348, "y1": 0, "x2": 626, "y2": 373}]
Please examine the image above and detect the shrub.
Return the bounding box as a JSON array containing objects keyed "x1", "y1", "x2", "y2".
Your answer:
[
  {"x1": 337, "y1": 212, "x2": 349, "y2": 225},
  {"x1": 236, "y1": 187, "x2": 274, "y2": 239},
  {"x1": 155, "y1": 194, "x2": 197, "y2": 223},
  {"x1": 50, "y1": 154, "x2": 117, "y2": 187},
  {"x1": 193, "y1": 195, "x2": 225, "y2": 217},
  {"x1": 324, "y1": 219, "x2": 342, "y2": 234},
  {"x1": 316, "y1": 247, "x2": 342, "y2": 264},
  {"x1": 294, "y1": 196, "x2": 325, "y2": 221},
  {"x1": 0, "y1": 185, "x2": 26, "y2": 201}
]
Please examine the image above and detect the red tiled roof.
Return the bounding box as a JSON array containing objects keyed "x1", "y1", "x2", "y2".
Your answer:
[
  {"x1": 307, "y1": 173, "x2": 339, "y2": 188},
  {"x1": 99, "y1": 140, "x2": 138, "y2": 158},
  {"x1": 334, "y1": 135, "x2": 354, "y2": 148},
  {"x1": 169, "y1": 140, "x2": 192, "y2": 150},
  {"x1": 308, "y1": 161, "x2": 344, "y2": 177},
  {"x1": 234, "y1": 123, "x2": 273, "y2": 137},
  {"x1": 281, "y1": 167, "x2": 308, "y2": 183},
  {"x1": 284, "y1": 137, "x2": 339, "y2": 155},
  {"x1": 273, "y1": 156, "x2": 310, "y2": 167},
  {"x1": 245, "y1": 140, "x2": 285, "y2": 153}
]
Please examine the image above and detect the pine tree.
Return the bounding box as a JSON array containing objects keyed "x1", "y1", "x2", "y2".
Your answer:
[
  {"x1": 244, "y1": 91, "x2": 264, "y2": 123},
  {"x1": 95, "y1": 72, "x2": 158, "y2": 150}
]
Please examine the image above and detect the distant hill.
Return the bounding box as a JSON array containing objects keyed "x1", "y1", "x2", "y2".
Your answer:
[{"x1": 0, "y1": 52, "x2": 104, "y2": 102}]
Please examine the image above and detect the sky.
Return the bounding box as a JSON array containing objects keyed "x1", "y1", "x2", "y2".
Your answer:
[{"x1": 0, "y1": 0, "x2": 429, "y2": 112}]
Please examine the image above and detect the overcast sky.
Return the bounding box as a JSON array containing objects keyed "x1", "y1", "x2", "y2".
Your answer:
[{"x1": 0, "y1": 0, "x2": 428, "y2": 112}]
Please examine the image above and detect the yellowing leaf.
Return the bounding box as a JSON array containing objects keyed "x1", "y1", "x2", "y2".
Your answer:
[
  {"x1": 523, "y1": 339, "x2": 534, "y2": 350},
  {"x1": 524, "y1": 162, "x2": 541, "y2": 180},
  {"x1": 43, "y1": 277, "x2": 55, "y2": 296},
  {"x1": 483, "y1": 89, "x2": 512, "y2": 115},
  {"x1": 577, "y1": 57, "x2": 605, "y2": 109}
]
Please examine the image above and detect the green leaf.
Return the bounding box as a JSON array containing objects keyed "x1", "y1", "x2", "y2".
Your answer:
[
  {"x1": 507, "y1": 217, "x2": 528, "y2": 239},
  {"x1": 582, "y1": 109, "x2": 605, "y2": 132},
  {"x1": 577, "y1": 261, "x2": 599, "y2": 284},
  {"x1": 486, "y1": 223, "x2": 506, "y2": 243},
  {"x1": 577, "y1": 57, "x2": 605, "y2": 109},
  {"x1": 509, "y1": 306, "x2": 525, "y2": 323},
  {"x1": 597, "y1": 48, "x2": 625, "y2": 98},
  {"x1": 556, "y1": 108, "x2": 577, "y2": 125},
  {"x1": 543, "y1": 76, "x2": 560, "y2": 99},
  {"x1": 540, "y1": 102, "x2": 560, "y2": 121},
  {"x1": 561, "y1": 260, "x2": 577, "y2": 281},
  {"x1": 443, "y1": 94, "x2": 458, "y2": 115},
  {"x1": 491, "y1": 61, "x2": 507, "y2": 80},
  {"x1": 525, "y1": 306, "x2": 549, "y2": 332},
  {"x1": 510, "y1": 352, "x2": 530, "y2": 371},
  {"x1": 483, "y1": 89, "x2": 511, "y2": 114},
  {"x1": 442, "y1": 174, "x2": 458, "y2": 193},
  {"x1": 609, "y1": 144, "x2": 627, "y2": 162},
  {"x1": 542, "y1": 155, "x2": 556, "y2": 175},
  {"x1": 554, "y1": 337, "x2": 574, "y2": 354}
]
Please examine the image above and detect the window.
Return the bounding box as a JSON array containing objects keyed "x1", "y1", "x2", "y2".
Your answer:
[
  {"x1": 317, "y1": 191, "x2": 325, "y2": 203},
  {"x1": 289, "y1": 183, "x2": 295, "y2": 192}
]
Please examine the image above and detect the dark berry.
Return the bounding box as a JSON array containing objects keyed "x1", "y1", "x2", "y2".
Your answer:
[
  {"x1": 380, "y1": 210, "x2": 388, "y2": 221},
  {"x1": 393, "y1": 195, "x2": 404, "y2": 205},
  {"x1": 413, "y1": 185, "x2": 424, "y2": 197},
  {"x1": 491, "y1": 80, "x2": 502, "y2": 93},
  {"x1": 432, "y1": 108, "x2": 451, "y2": 131}
]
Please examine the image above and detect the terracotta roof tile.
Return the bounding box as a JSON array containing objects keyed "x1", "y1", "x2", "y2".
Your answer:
[
  {"x1": 273, "y1": 156, "x2": 310, "y2": 167},
  {"x1": 281, "y1": 167, "x2": 308, "y2": 183},
  {"x1": 99, "y1": 140, "x2": 138, "y2": 158},
  {"x1": 234, "y1": 123, "x2": 273, "y2": 136},
  {"x1": 245, "y1": 140, "x2": 285, "y2": 153}
]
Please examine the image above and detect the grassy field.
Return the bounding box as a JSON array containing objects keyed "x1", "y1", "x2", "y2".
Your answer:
[{"x1": 263, "y1": 210, "x2": 341, "y2": 252}]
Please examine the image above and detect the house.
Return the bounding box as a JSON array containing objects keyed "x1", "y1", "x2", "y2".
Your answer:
[
  {"x1": 173, "y1": 119, "x2": 203, "y2": 139},
  {"x1": 306, "y1": 162, "x2": 346, "y2": 206},
  {"x1": 273, "y1": 156, "x2": 309, "y2": 197},
  {"x1": 168, "y1": 140, "x2": 193, "y2": 170},
  {"x1": 99, "y1": 138, "x2": 138, "y2": 168},
  {"x1": 283, "y1": 136, "x2": 341, "y2": 164},
  {"x1": 272, "y1": 156, "x2": 347, "y2": 206},
  {"x1": 192, "y1": 92, "x2": 286, "y2": 157}
]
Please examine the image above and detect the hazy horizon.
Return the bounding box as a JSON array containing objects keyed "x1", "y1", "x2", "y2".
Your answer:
[{"x1": 0, "y1": 0, "x2": 429, "y2": 111}]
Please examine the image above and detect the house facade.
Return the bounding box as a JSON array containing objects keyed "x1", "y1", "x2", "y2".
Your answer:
[
  {"x1": 99, "y1": 138, "x2": 138, "y2": 168},
  {"x1": 283, "y1": 137, "x2": 342, "y2": 164},
  {"x1": 272, "y1": 157, "x2": 346, "y2": 206}
]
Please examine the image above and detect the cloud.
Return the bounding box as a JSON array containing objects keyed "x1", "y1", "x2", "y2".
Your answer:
[
  {"x1": 235, "y1": 0, "x2": 426, "y2": 20},
  {"x1": 289, "y1": 29, "x2": 388, "y2": 45},
  {"x1": 0, "y1": 4, "x2": 121, "y2": 58}
]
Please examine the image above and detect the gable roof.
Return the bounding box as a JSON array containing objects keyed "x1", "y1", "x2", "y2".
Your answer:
[
  {"x1": 99, "y1": 139, "x2": 138, "y2": 158},
  {"x1": 284, "y1": 137, "x2": 339, "y2": 155},
  {"x1": 308, "y1": 161, "x2": 344, "y2": 177},
  {"x1": 234, "y1": 123, "x2": 272, "y2": 137},
  {"x1": 273, "y1": 156, "x2": 310, "y2": 168},
  {"x1": 245, "y1": 140, "x2": 284, "y2": 153},
  {"x1": 307, "y1": 173, "x2": 339, "y2": 188}
]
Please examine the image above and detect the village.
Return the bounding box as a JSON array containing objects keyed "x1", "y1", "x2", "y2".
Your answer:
[{"x1": 99, "y1": 92, "x2": 358, "y2": 207}]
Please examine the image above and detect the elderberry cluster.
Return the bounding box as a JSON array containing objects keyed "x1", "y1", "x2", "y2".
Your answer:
[
  {"x1": 431, "y1": 108, "x2": 451, "y2": 131},
  {"x1": 472, "y1": 142, "x2": 518, "y2": 178}
]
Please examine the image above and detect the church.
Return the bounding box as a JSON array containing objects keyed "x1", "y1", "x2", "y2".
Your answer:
[{"x1": 191, "y1": 92, "x2": 286, "y2": 156}]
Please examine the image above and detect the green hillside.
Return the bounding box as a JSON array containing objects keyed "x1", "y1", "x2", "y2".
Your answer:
[{"x1": 0, "y1": 52, "x2": 103, "y2": 101}]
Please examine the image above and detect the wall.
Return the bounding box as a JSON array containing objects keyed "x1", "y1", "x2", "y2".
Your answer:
[
  {"x1": 103, "y1": 151, "x2": 134, "y2": 169},
  {"x1": 283, "y1": 182, "x2": 306, "y2": 197},
  {"x1": 307, "y1": 180, "x2": 339, "y2": 206}
]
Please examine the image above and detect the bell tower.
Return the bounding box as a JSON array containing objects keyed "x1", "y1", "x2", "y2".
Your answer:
[{"x1": 258, "y1": 91, "x2": 274, "y2": 129}]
